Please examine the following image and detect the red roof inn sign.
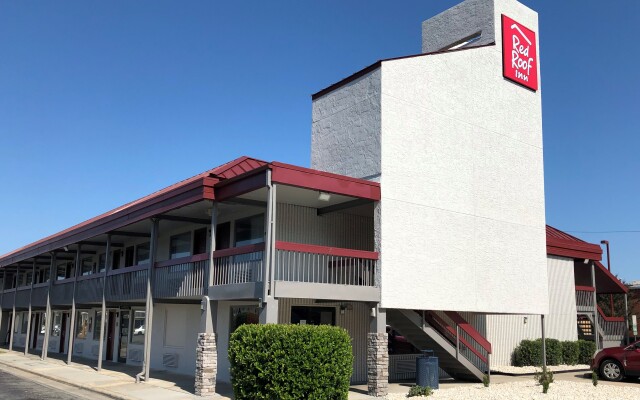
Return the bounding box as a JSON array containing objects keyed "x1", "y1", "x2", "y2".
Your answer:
[{"x1": 502, "y1": 14, "x2": 538, "y2": 91}]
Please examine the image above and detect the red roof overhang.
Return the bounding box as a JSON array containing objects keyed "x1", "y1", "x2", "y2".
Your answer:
[
  {"x1": 0, "y1": 157, "x2": 380, "y2": 268},
  {"x1": 546, "y1": 225, "x2": 602, "y2": 261}
]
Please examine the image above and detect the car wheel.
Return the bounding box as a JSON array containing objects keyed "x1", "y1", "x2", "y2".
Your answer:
[{"x1": 599, "y1": 359, "x2": 624, "y2": 382}]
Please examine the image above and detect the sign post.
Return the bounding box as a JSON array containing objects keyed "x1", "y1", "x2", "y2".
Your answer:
[{"x1": 632, "y1": 315, "x2": 637, "y2": 341}]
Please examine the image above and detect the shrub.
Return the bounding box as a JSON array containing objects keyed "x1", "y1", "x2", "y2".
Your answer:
[
  {"x1": 536, "y1": 368, "x2": 553, "y2": 394},
  {"x1": 545, "y1": 339, "x2": 562, "y2": 366},
  {"x1": 513, "y1": 339, "x2": 542, "y2": 366},
  {"x1": 578, "y1": 340, "x2": 596, "y2": 365},
  {"x1": 228, "y1": 324, "x2": 353, "y2": 400},
  {"x1": 561, "y1": 340, "x2": 579, "y2": 365},
  {"x1": 592, "y1": 370, "x2": 598, "y2": 386},
  {"x1": 407, "y1": 385, "x2": 433, "y2": 397},
  {"x1": 482, "y1": 374, "x2": 490, "y2": 387}
]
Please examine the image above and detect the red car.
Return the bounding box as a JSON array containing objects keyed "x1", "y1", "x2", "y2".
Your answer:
[{"x1": 591, "y1": 340, "x2": 640, "y2": 381}]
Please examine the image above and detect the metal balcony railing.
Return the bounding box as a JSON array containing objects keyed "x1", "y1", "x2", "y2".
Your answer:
[
  {"x1": 106, "y1": 266, "x2": 148, "y2": 301},
  {"x1": 154, "y1": 254, "x2": 209, "y2": 298},
  {"x1": 211, "y1": 244, "x2": 265, "y2": 286}
]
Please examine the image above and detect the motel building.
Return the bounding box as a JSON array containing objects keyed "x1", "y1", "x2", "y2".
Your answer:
[{"x1": 0, "y1": 0, "x2": 630, "y2": 397}]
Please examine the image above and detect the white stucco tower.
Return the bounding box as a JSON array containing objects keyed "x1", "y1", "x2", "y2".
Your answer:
[{"x1": 311, "y1": 0, "x2": 548, "y2": 315}]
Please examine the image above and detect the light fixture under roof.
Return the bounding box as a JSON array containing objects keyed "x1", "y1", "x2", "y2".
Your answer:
[{"x1": 318, "y1": 192, "x2": 331, "y2": 202}]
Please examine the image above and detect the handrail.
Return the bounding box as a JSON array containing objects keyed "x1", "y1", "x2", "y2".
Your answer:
[
  {"x1": 425, "y1": 311, "x2": 488, "y2": 363},
  {"x1": 77, "y1": 272, "x2": 105, "y2": 282},
  {"x1": 32, "y1": 282, "x2": 50, "y2": 288},
  {"x1": 16, "y1": 285, "x2": 31, "y2": 291},
  {"x1": 213, "y1": 243, "x2": 265, "y2": 258},
  {"x1": 54, "y1": 277, "x2": 76, "y2": 284},
  {"x1": 444, "y1": 311, "x2": 492, "y2": 354},
  {"x1": 155, "y1": 253, "x2": 208, "y2": 268},
  {"x1": 275, "y1": 241, "x2": 378, "y2": 260},
  {"x1": 597, "y1": 305, "x2": 625, "y2": 322},
  {"x1": 107, "y1": 264, "x2": 149, "y2": 276},
  {"x1": 575, "y1": 285, "x2": 595, "y2": 292}
]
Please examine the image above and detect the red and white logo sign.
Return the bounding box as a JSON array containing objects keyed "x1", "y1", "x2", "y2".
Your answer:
[{"x1": 502, "y1": 14, "x2": 538, "y2": 91}]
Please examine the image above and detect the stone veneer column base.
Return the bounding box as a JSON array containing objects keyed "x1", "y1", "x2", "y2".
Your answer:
[
  {"x1": 367, "y1": 332, "x2": 388, "y2": 397},
  {"x1": 195, "y1": 332, "x2": 217, "y2": 397}
]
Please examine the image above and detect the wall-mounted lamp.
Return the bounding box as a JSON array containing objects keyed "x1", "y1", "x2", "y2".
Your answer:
[
  {"x1": 340, "y1": 305, "x2": 346, "y2": 315},
  {"x1": 523, "y1": 316, "x2": 528, "y2": 324},
  {"x1": 318, "y1": 192, "x2": 331, "y2": 202},
  {"x1": 583, "y1": 258, "x2": 590, "y2": 264},
  {"x1": 63, "y1": 246, "x2": 69, "y2": 252},
  {"x1": 370, "y1": 307, "x2": 377, "y2": 318}
]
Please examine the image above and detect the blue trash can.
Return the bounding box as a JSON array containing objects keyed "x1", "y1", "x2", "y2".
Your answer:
[{"x1": 416, "y1": 350, "x2": 439, "y2": 389}]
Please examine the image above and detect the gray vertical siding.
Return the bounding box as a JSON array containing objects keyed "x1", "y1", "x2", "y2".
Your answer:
[
  {"x1": 277, "y1": 298, "x2": 369, "y2": 384},
  {"x1": 276, "y1": 203, "x2": 374, "y2": 251},
  {"x1": 486, "y1": 255, "x2": 578, "y2": 366}
]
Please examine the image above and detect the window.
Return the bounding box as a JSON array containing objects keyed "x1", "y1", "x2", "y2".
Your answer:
[
  {"x1": 93, "y1": 311, "x2": 105, "y2": 340},
  {"x1": 291, "y1": 306, "x2": 335, "y2": 326},
  {"x1": 131, "y1": 310, "x2": 145, "y2": 344},
  {"x1": 216, "y1": 222, "x2": 231, "y2": 250},
  {"x1": 52, "y1": 312, "x2": 62, "y2": 337},
  {"x1": 112, "y1": 250, "x2": 121, "y2": 270},
  {"x1": 98, "y1": 253, "x2": 106, "y2": 273},
  {"x1": 234, "y1": 214, "x2": 264, "y2": 247},
  {"x1": 125, "y1": 246, "x2": 135, "y2": 268},
  {"x1": 193, "y1": 228, "x2": 207, "y2": 255},
  {"x1": 14, "y1": 313, "x2": 20, "y2": 333},
  {"x1": 76, "y1": 311, "x2": 91, "y2": 339},
  {"x1": 169, "y1": 232, "x2": 191, "y2": 259},
  {"x1": 81, "y1": 257, "x2": 93, "y2": 276},
  {"x1": 135, "y1": 242, "x2": 150, "y2": 265},
  {"x1": 56, "y1": 264, "x2": 67, "y2": 281},
  {"x1": 21, "y1": 313, "x2": 28, "y2": 334}
]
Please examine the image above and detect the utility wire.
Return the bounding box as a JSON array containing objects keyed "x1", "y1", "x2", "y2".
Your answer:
[{"x1": 565, "y1": 230, "x2": 640, "y2": 234}]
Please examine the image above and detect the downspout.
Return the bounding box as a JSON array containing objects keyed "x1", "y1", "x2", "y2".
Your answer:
[
  {"x1": 24, "y1": 259, "x2": 36, "y2": 355},
  {"x1": 9, "y1": 265, "x2": 19, "y2": 351},
  {"x1": 42, "y1": 252, "x2": 56, "y2": 360},
  {"x1": 137, "y1": 218, "x2": 158, "y2": 383},
  {"x1": 97, "y1": 235, "x2": 111, "y2": 370}
]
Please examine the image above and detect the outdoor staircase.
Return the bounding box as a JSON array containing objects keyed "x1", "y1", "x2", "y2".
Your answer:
[
  {"x1": 386, "y1": 309, "x2": 491, "y2": 382},
  {"x1": 581, "y1": 307, "x2": 626, "y2": 349}
]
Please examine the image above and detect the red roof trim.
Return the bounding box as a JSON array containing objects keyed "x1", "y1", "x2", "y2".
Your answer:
[
  {"x1": 546, "y1": 225, "x2": 602, "y2": 261},
  {"x1": 270, "y1": 162, "x2": 381, "y2": 201},
  {"x1": 311, "y1": 43, "x2": 496, "y2": 100}
]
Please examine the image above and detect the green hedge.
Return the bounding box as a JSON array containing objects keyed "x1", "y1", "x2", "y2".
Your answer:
[
  {"x1": 513, "y1": 339, "x2": 595, "y2": 366},
  {"x1": 228, "y1": 324, "x2": 353, "y2": 400}
]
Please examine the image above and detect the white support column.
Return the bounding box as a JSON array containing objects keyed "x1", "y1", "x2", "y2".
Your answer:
[
  {"x1": 207, "y1": 201, "x2": 217, "y2": 289},
  {"x1": 25, "y1": 259, "x2": 36, "y2": 355},
  {"x1": 42, "y1": 253, "x2": 56, "y2": 360},
  {"x1": 591, "y1": 262, "x2": 600, "y2": 350},
  {"x1": 9, "y1": 265, "x2": 19, "y2": 351},
  {"x1": 67, "y1": 244, "x2": 82, "y2": 364},
  {"x1": 259, "y1": 174, "x2": 278, "y2": 324},
  {"x1": 137, "y1": 219, "x2": 158, "y2": 383},
  {"x1": 0, "y1": 269, "x2": 4, "y2": 346},
  {"x1": 97, "y1": 236, "x2": 111, "y2": 371}
]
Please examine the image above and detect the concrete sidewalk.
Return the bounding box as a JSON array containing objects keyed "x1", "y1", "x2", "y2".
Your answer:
[{"x1": 0, "y1": 350, "x2": 232, "y2": 400}]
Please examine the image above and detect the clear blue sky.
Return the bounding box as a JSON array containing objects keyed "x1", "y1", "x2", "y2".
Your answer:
[{"x1": 1, "y1": 1, "x2": 638, "y2": 282}]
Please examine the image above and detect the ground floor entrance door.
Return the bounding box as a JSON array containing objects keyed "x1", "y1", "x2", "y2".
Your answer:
[
  {"x1": 31, "y1": 313, "x2": 40, "y2": 349},
  {"x1": 59, "y1": 313, "x2": 68, "y2": 353},
  {"x1": 106, "y1": 311, "x2": 116, "y2": 361},
  {"x1": 117, "y1": 311, "x2": 130, "y2": 363}
]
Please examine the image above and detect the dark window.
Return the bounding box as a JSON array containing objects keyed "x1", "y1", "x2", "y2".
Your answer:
[
  {"x1": 193, "y1": 228, "x2": 207, "y2": 255},
  {"x1": 135, "y1": 242, "x2": 150, "y2": 265},
  {"x1": 234, "y1": 214, "x2": 264, "y2": 247},
  {"x1": 81, "y1": 257, "x2": 93, "y2": 276},
  {"x1": 216, "y1": 222, "x2": 231, "y2": 250},
  {"x1": 290, "y1": 306, "x2": 335, "y2": 326},
  {"x1": 170, "y1": 232, "x2": 191, "y2": 259},
  {"x1": 56, "y1": 264, "x2": 66, "y2": 281},
  {"x1": 98, "y1": 253, "x2": 106, "y2": 273},
  {"x1": 65, "y1": 262, "x2": 75, "y2": 279},
  {"x1": 112, "y1": 250, "x2": 121, "y2": 270},
  {"x1": 125, "y1": 246, "x2": 134, "y2": 268}
]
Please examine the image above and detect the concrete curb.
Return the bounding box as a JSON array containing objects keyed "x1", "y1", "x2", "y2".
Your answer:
[
  {"x1": 0, "y1": 357, "x2": 135, "y2": 400},
  {"x1": 491, "y1": 368, "x2": 591, "y2": 377}
]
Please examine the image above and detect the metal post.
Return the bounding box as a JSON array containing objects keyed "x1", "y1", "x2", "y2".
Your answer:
[
  {"x1": 137, "y1": 219, "x2": 158, "y2": 383},
  {"x1": 207, "y1": 202, "x2": 217, "y2": 289},
  {"x1": 259, "y1": 173, "x2": 278, "y2": 324},
  {"x1": 25, "y1": 259, "x2": 36, "y2": 355},
  {"x1": 269, "y1": 184, "x2": 277, "y2": 296},
  {"x1": 624, "y1": 293, "x2": 629, "y2": 346},
  {"x1": 262, "y1": 170, "x2": 273, "y2": 303},
  {"x1": 541, "y1": 314, "x2": 547, "y2": 371},
  {"x1": 42, "y1": 253, "x2": 56, "y2": 360},
  {"x1": 591, "y1": 262, "x2": 600, "y2": 350},
  {"x1": 97, "y1": 236, "x2": 111, "y2": 371},
  {"x1": 9, "y1": 265, "x2": 19, "y2": 351},
  {"x1": 67, "y1": 244, "x2": 81, "y2": 364}
]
